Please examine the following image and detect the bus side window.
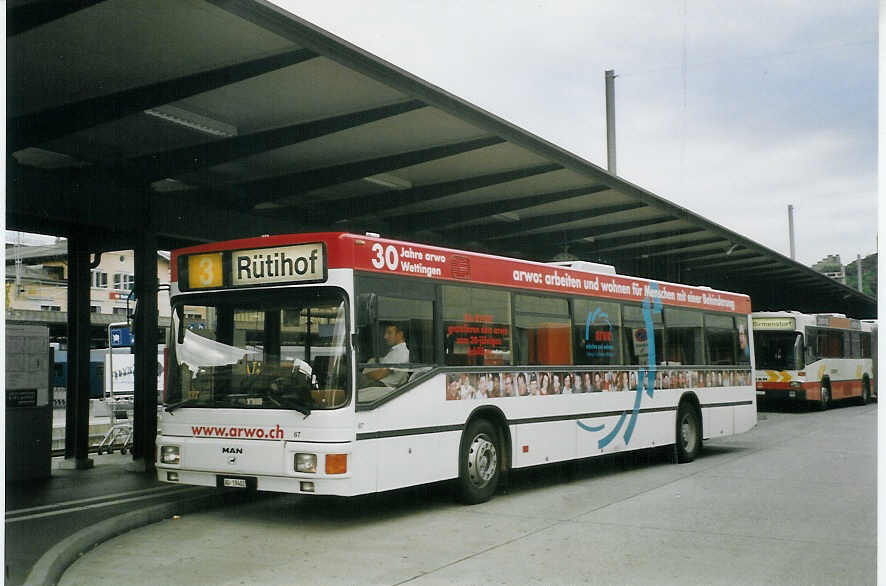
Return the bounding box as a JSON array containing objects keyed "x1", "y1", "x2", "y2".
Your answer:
[
  {"x1": 442, "y1": 286, "x2": 512, "y2": 366},
  {"x1": 375, "y1": 296, "x2": 434, "y2": 365},
  {"x1": 849, "y1": 331, "x2": 861, "y2": 358},
  {"x1": 861, "y1": 332, "x2": 872, "y2": 358},
  {"x1": 805, "y1": 327, "x2": 818, "y2": 363},
  {"x1": 703, "y1": 314, "x2": 735, "y2": 365},
  {"x1": 514, "y1": 294, "x2": 571, "y2": 366},
  {"x1": 621, "y1": 304, "x2": 664, "y2": 366},
  {"x1": 663, "y1": 308, "x2": 703, "y2": 365},
  {"x1": 573, "y1": 299, "x2": 622, "y2": 366},
  {"x1": 793, "y1": 332, "x2": 805, "y2": 368}
]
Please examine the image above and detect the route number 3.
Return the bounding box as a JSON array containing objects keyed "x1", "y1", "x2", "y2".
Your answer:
[
  {"x1": 188, "y1": 253, "x2": 223, "y2": 289},
  {"x1": 371, "y1": 243, "x2": 399, "y2": 271}
]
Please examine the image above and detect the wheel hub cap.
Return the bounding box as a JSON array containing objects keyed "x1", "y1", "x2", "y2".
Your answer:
[{"x1": 467, "y1": 433, "x2": 497, "y2": 488}]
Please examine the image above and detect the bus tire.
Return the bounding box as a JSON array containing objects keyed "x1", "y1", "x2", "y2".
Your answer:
[
  {"x1": 457, "y1": 418, "x2": 500, "y2": 504},
  {"x1": 818, "y1": 380, "x2": 831, "y2": 410},
  {"x1": 675, "y1": 401, "x2": 701, "y2": 463},
  {"x1": 858, "y1": 377, "x2": 870, "y2": 405}
]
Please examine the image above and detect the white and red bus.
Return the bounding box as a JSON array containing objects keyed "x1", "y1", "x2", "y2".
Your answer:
[
  {"x1": 752, "y1": 311, "x2": 875, "y2": 408},
  {"x1": 157, "y1": 232, "x2": 756, "y2": 503}
]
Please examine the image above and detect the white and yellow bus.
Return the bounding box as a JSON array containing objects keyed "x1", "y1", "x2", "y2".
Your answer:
[
  {"x1": 752, "y1": 311, "x2": 875, "y2": 408},
  {"x1": 157, "y1": 232, "x2": 757, "y2": 503}
]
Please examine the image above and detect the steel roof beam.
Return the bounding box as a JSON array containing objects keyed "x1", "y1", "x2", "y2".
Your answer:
[
  {"x1": 8, "y1": 0, "x2": 110, "y2": 36},
  {"x1": 468, "y1": 215, "x2": 673, "y2": 246},
  {"x1": 5, "y1": 159, "x2": 298, "y2": 245},
  {"x1": 9, "y1": 48, "x2": 317, "y2": 152},
  {"x1": 672, "y1": 248, "x2": 755, "y2": 263},
  {"x1": 286, "y1": 146, "x2": 547, "y2": 220},
  {"x1": 241, "y1": 135, "x2": 505, "y2": 209},
  {"x1": 125, "y1": 100, "x2": 427, "y2": 183},
  {"x1": 388, "y1": 184, "x2": 612, "y2": 231},
  {"x1": 512, "y1": 234, "x2": 720, "y2": 266},
  {"x1": 615, "y1": 240, "x2": 735, "y2": 261},
  {"x1": 682, "y1": 255, "x2": 771, "y2": 270},
  {"x1": 723, "y1": 264, "x2": 797, "y2": 275},
  {"x1": 586, "y1": 228, "x2": 710, "y2": 254}
]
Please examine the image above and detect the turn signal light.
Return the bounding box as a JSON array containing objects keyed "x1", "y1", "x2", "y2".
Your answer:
[{"x1": 325, "y1": 453, "x2": 347, "y2": 475}]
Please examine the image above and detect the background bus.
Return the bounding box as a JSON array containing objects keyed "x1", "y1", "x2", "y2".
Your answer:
[
  {"x1": 752, "y1": 311, "x2": 875, "y2": 408},
  {"x1": 157, "y1": 232, "x2": 756, "y2": 503}
]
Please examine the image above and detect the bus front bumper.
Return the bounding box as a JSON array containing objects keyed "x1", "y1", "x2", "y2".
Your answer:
[
  {"x1": 155, "y1": 437, "x2": 362, "y2": 496},
  {"x1": 756, "y1": 382, "x2": 821, "y2": 401},
  {"x1": 756, "y1": 387, "x2": 806, "y2": 401},
  {"x1": 156, "y1": 467, "x2": 359, "y2": 495}
]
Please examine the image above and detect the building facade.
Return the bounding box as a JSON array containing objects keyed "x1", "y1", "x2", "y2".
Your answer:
[
  {"x1": 5, "y1": 241, "x2": 171, "y2": 346},
  {"x1": 811, "y1": 254, "x2": 846, "y2": 285}
]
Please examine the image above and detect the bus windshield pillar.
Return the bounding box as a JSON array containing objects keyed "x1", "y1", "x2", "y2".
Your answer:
[{"x1": 264, "y1": 310, "x2": 282, "y2": 366}]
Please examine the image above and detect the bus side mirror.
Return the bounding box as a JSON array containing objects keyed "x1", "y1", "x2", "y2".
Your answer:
[
  {"x1": 356, "y1": 293, "x2": 377, "y2": 327},
  {"x1": 176, "y1": 306, "x2": 186, "y2": 345}
]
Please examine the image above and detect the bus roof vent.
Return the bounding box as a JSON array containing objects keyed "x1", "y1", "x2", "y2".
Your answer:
[{"x1": 547, "y1": 260, "x2": 617, "y2": 275}]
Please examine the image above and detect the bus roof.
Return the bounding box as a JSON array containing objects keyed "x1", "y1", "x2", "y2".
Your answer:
[
  {"x1": 752, "y1": 310, "x2": 873, "y2": 331},
  {"x1": 172, "y1": 232, "x2": 752, "y2": 314}
]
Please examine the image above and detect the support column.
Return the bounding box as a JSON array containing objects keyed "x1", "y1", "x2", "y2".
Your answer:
[
  {"x1": 64, "y1": 231, "x2": 93, "y2": 468},
  {"x1": 131, "y1": 230, "x2": 159, "y2": 471}
]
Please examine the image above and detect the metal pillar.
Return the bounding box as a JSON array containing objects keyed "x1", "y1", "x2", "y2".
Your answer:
[
  {"x1": 857, "y1": 253, "x2": 863, "y2": 292},
  {"x1": 64, "y1": 231, "x2": 93, "y2": 468},
  {"x1": 131, "y1": 230, "x2": 159, "y2": 470},
  {"x1": 787, "y1": 204, "x2": 796, "y2": 260},
  {"x1": 605, "y1": 69, "x2": 617, "y2": 175}
]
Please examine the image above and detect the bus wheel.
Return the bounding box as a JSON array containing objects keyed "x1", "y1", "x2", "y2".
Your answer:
[
  {"x1": 818, "y1": 381, "x2": 831, "y2": 410},
  {"x1": 457, "y1": 419, "x2": 500, "y2": 504},
  {"x1": 675, "y1": 402, "x2": 701, "y2": 463},
  {"x1": 859, "y1": 377, "x2": 870, "y2": 405}
]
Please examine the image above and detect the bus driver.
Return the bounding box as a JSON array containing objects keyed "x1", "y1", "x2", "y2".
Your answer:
[{"x1": 360, "y1": 323, "x2": 410, "y2": 388}]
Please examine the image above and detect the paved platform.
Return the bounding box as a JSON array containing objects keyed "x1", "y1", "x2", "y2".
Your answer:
[
  {"x1": 54, "y1": 402, "x2": 876, "y2": 586},
  {"x1": 4, "y1": 453, "x2": 228, "y2": 586}
]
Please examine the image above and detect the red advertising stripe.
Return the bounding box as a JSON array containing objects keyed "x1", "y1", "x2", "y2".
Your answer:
[
  {"x1": 350, "y1": 235, "x2": 750, "y2": 314},
  {"x1": 171, "y1": 232, "x2": 751, "y2": 314}
]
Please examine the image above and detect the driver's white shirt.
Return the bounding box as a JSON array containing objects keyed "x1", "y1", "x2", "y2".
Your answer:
[{"x1": 380, "y1": 342, "x2": 409, "y2": 386}]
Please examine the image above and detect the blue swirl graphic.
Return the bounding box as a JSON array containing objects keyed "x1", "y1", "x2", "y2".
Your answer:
[{"x1": 577, "y1": 283, "x2": 663, "y2": 449}]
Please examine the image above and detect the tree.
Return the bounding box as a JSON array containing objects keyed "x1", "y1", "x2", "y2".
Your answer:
[{"x1": 844, "y1": 253, "x2": 877, "y2": 297}]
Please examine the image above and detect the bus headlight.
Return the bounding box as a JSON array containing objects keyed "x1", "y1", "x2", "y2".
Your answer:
[
  {"x1": 160, "y1": 445, "x2": 180, "y2": 465},
  {"x1": 295, "y1": 453, "x2": 317, "y2": 473}
]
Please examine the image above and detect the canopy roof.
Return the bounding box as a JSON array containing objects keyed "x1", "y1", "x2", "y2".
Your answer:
[{"x1": 6, "y1": 0, "x2": 875, "y2": 317}]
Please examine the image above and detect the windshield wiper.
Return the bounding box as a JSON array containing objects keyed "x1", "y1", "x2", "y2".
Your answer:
[{"x1": 277, "y1": 395, "x2": 312, "y2": 417}]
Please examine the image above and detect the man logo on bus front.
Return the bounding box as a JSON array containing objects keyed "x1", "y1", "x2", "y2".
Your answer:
[{"x1": 577, "y1": 283, "x2": 662, "y2": 449}]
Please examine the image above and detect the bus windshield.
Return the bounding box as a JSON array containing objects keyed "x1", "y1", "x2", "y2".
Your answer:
[
  {"x1": 166, "y1": 288, "x2": 350, "y2": 411},
  {"x1": 754, "y1": 331, "x2": 803, "y2": 371}
]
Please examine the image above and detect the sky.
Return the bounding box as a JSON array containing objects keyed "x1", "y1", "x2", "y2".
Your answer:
[{"x1": 270, "y1": 0, "x2": 877, "y2": 268}]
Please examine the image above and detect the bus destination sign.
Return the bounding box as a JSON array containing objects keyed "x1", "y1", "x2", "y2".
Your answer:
[
  {"x1": 751, "y1": 317, "x2": 795, "y2": 331},
  {"x1": 184, "y1": 243, "x2": 326, "y2": 290},
  {"x1": 232, "y1": 244, "x2": 324, "y2": 287}
]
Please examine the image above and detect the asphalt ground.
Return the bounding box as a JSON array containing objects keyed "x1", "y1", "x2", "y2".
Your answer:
[
  {"x1": 54, "y1": 399, "x2": 876, "y2": 586},
  {"x1": 4, "y1": 453, "x2": 229, "y2": 586}
]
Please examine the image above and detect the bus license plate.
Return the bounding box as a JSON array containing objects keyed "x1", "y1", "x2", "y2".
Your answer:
[{"x1": 223, "y1": 478, "x2": 248, "y2": 488}]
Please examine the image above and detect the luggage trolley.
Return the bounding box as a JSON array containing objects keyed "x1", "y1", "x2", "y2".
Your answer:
[{"x1": 96, "y1": 397, "x2": 134, "y2": 454}]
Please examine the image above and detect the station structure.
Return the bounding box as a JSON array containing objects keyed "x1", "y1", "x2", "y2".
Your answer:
[{"x1": 7, "y1": 0, "x2": 876, "y2": 473}]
